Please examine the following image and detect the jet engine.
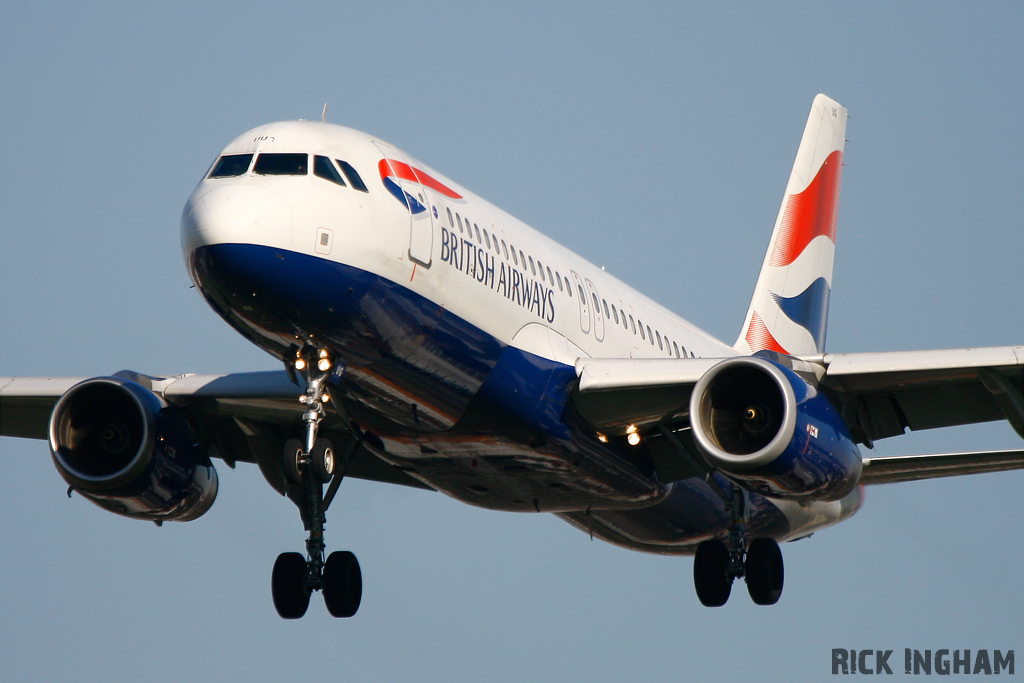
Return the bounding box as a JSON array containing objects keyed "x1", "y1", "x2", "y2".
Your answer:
[
  {"x1": 689, "y1": 356, "x2": 861, "y2": 500},
  {"x1": 48, "y1": 377, "x2": 217, "y2": 522}
]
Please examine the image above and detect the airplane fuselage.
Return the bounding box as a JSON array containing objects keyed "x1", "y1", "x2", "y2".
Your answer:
[{"x1": 182, "y1": 120, "x2": 862, "y2": 554}]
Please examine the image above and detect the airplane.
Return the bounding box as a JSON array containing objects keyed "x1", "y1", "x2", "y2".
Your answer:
[{"x1": 1, "y1": 94, "x2": 1021, "y2": 619}]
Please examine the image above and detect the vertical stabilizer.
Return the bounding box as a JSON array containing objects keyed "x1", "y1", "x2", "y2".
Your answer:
[{"x1": 735, "y1": 94, "x2": 847, "y2": 356}]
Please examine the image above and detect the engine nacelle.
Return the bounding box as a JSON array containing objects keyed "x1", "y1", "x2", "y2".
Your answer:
[
  {"x1": 689, "y1": 356, "x2": 861, "y2": 500},
  {"x1": 48, "y1": 377, "x2": 217, "y2": 522}
]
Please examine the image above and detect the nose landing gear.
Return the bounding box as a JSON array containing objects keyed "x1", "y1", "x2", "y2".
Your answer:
[
  {"x1": 271, "y1": 347, "x2": 363, "y2": 619},
  {"x1": 692, "y1": 486, "x2": 784, "y2": 607}
]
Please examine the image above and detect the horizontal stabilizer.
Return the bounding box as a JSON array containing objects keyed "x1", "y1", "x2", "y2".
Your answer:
[{"x1": 861, "y1": 449, "x2": 1024, "y2": 485}]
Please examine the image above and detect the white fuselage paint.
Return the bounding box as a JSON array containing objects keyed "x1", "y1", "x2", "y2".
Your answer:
[{"x1": 183, "y1": 121, "x2": 734, "y2": 367}]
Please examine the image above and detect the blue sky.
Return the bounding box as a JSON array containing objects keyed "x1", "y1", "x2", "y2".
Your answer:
[{"x1": 1, "y1": 3, "x2": 1021, "y2": 681}]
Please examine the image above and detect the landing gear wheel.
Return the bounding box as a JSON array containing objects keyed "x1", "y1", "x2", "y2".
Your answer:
[
  {"x1": 694, "y1": 539, "x2": 732, "y2": 607},
  {"x1": 310, "y1": 438, "x2": 335, "y2": 484},
  {"x1": 283, "y1": 438, "x2": 305, "y2": 485},
  {"x1": 274, "y1": 345, "x2": 363, "y2": 619},
  {"x1": 745, "y1": 538, "x2": 784, "y2": 605},
  {"x1": 272, "y1": 552, "x2": 311, "y2": 619},
  {"x1": 323, "y1": 550, "x2": 362, "y2": 618}
]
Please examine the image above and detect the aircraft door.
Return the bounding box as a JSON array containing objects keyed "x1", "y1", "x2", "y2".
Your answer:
[
  {"x1": 585, "y1": 278, "x2": 605, "y2": 342},
  {"x1": 570, "y1": 270, "x2": 591, "y2": 334},
  {"x1": 373, "y1": 142, "x2": 434, "y2": 266}
]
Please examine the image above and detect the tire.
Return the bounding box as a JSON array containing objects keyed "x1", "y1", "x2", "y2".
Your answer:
[
  {"x1": 693, "y1": 539, "x2": 732, "y2": 607},
  {"x1": 745, "y1": 538, "x2": 784, "y2": 605},
  {"x1": 272, "y1": 552, "x2": 310, "y2": 619},
  {"x1": 310, "y1": 438, "x2": 335, "y2": 484},
  {"x1": 283, "y1": 439, "x2": 305, "y2": 485},
  {"x1": 323, "y1": 550, "x2": 362, "y2": 618}
]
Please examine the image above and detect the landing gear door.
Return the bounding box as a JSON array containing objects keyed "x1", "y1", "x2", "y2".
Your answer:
[{"x1": 373, "y1": 141, "x2": 433, "y2": 267}]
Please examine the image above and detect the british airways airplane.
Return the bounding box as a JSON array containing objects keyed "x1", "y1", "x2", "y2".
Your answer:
[{"x1": 1, "y1": 95, "x2": 1021, "y2": 618}]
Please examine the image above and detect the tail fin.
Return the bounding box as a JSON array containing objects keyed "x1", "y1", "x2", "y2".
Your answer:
[{"x1": 735, "y1": 94, "x2": 847, "y2": 357}]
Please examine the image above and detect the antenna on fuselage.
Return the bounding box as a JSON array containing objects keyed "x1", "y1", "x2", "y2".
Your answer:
[{"x1": 321, "y1": 103, "x2": 328, "y2": 123}]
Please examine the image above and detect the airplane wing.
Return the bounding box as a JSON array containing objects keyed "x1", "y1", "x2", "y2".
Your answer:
[
  {"x1": 572, "y1": 345, "x2": 1024, "y2": 484},
  {"x1": 808, "y1": 346, "x2": 1024, "y2": 444},
  {"x1": 0, "y1": 371, "x2": 430, "y2": 492}
]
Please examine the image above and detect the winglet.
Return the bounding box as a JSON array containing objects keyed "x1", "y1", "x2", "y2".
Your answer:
[{"x1": 735, "y1": 94, "x2": 847, "y2": 356}]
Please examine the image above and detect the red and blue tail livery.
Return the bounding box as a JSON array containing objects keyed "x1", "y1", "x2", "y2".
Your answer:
[{"x1": 737, "y1": 95, "x2": 845, "y2": 356}]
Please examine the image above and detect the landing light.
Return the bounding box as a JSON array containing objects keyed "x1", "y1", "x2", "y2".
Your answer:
[
  {"x1": 596, "y1": 433, "x2": 608, "y2": 443},
  {"x1": 626, "y1": 424, "x2": 638, "y2": 434},
  {"x1": 627, "y1": 432, "x2": 641, "y2": 446},
  {"x1": 294, "y1": 359, "x2": 307, "y2": 371},
  {"x1": 317, "y1": 358, "x2": 332, "y2": 372}
]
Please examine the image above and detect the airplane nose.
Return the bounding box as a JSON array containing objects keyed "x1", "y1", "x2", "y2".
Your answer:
[{"x1": 181, "y1": 184, "x2": 293, "y2": 255}]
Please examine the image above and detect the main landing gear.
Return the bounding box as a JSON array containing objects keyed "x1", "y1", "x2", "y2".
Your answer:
[
  {"x1": 271, "y1": 347, "x2": 363, "y2": 619},
  {"x1": 692, "y1": 486, "x2": 784, "y2": 607}
]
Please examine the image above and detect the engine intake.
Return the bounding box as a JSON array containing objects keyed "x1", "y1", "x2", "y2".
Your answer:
[
  {"x1": 689, "y1": 356, "x2": 861, "y2": 500},
  {"x1": 49, "y1": 377, "x2": 217, "y2": 522}
]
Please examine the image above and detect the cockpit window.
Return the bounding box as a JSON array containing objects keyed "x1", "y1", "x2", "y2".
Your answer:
[
  {"x1": 254, "y1": 153, "x2": 308, "y2": 175},
  {"x1": 314, "y1": 155, "x2": 347, "y2": 186},
  {"x1": 209, "y1": 154, "x2": 253, "y2": 178},
  {"x1": 336, "y1": 160, "x2": 368, "y2": 193}
]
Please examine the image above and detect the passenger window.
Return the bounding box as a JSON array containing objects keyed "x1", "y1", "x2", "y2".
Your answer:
[
  {"x1": 314, "y1": 156, "x2": 347, "y2": 186},
  {"x1": 673, "y1": 341, "x2": 680, "y2": 358},
  {"x1": 529, "y1": 256, "x2": 536, "y2": 275},
  {"x1": 592, "y1": 294, "x2": 600, "y2": 317},
  {"x1": 564, "y1": 276, "x2": 571, "y2": 293},
  {"x1": 603, "y1": 299, "x2": 610, "y2": 319},
  {"x1": 447, "y1": 207, "x2": 454, "y2": 227},
  {"x1": 510, "y1": 246, "x2": 519, "y2": 265},
  {"x1": 538, "y1": 261, "x2": 545, "y2": 282},
  {"x1": 611, "y1": 304, "x2": 619, "y2": 325},
  {"x1": 519, "y1": 250, "x2": 526, "y2": 269},
  {"x1": 336, "y1": 160, "x2": 368, "y2": 192},
  {"x1": 482, "y1": 228, "x2": 491, "y2": 249},
  {"x1": 501, "y1": 240, "x2": 509, "y2": 259},
  {"x1": 629, "y1": 315, "x2": 636, "y2": 334},
  {"x1": 474, "y1": 224, "x2": 482, "y2": 243},
  {"x1": 555, "y1": 272, "x2": 563, "y2": 291},
  {"x1": 254, "y1": 153, "x2": 307, "y2": 175},
  {"x1": 638, "y1": 320, "x2": 645, "y2": 339},
  {"x1": 546, "y1": 266, "x2": 554, "y2": 284},
  {"x1": 656, "y1": 331, "x2": 663, "y2": 350},
  {"x1": 209, "y1": 154, "x2": 253, "y2": 178},
  {"x1": 456, "y1": 213, "x2": 464, "y2": 233},
  {"x1": 647, "y1": 325, "x2": 654, "y2": 345}
]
